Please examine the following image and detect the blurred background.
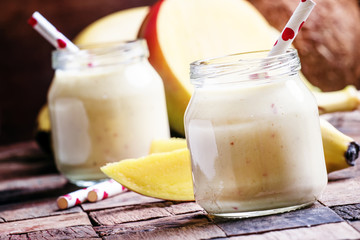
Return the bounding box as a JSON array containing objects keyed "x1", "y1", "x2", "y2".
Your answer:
[
  {"x1": 1, "y1": 0, "x2": 360, "y2": 146},
  {"x1": 0, "y1": 0, "x2": 157, "y2": 145}
]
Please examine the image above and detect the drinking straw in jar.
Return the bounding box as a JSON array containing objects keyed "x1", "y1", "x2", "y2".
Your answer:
[
  {"x1": 268, "y1": 0, "x2": 316, "y2": 57},
  {"x1": 28, "y1": 11, "x2": 79, "y2": 52}
]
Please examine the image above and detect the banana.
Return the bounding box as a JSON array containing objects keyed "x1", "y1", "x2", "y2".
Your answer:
[
  {"x1": 320, "y1": 117, "x2": 359, "y2": 173},
  {"x1": 36, "y1": 105, "x2": 51, "y2": 132},
  {"x1": 300, "y1": 73, "x2": 360, "y2": 113},
  {"x1": 314, "y1": 85, "x2": 360, "y2": 114}
]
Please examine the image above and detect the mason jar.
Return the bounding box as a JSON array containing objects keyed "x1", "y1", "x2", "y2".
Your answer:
[
  {"x1": 48, "y1": 40, "x2": 170, "y2": 187},
  {"x1": 184, "y1": 49, "x2": 327, "y2": 218}
]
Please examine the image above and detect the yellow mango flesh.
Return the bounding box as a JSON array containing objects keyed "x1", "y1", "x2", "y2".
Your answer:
[
  {"x1": 149, "y1": 138, "x2": 187, "y2": 153},
  {"x1": 101, "y1": 148, "x2": 194, "y2": 201}
]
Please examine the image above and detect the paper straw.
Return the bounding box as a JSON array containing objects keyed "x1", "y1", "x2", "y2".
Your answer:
[
  {"x1": 28, "y1": 11, "x2": 79, "y2": 52},
  {"x1": 57, "y1": 188, "x2": 90, "y2": 209},
  {"x1": 87, "y1": 179, "x2": 127, "y2": 202},
  {"x1": 57, "y1": 179, "x2": 126, "y2": 209},
  {"x1": 268, "y1": 0, "x2": 316, "y2": 57}
]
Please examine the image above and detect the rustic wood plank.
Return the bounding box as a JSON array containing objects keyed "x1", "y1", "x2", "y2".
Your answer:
[
  {"x1": 104, "y1": 222, "x2": 226, "y2": 240},
  {"x1": 0, "y1": 174, "x2": 69, "y2": 205},
  {"x1": 0, "y1": 226, "x2": 100, "y2": 240},
  {"x1": 82, "y1": 191, "x2": 162, "y2": 212},
  {"x1": 224, "y1": 222, "x2": 360, "y2": 240},
  {"x1": 0, "y1": 212, "x2": 91, "y2": 235},
  {"x1": 0, "y1": 141, "x2": 57, "y2": 182},
  {"x1": 89, "y1": 201, "x2": 204, "y2": 226},
  {"x1": 94, "y1": 212, "x2": 226, "y2": 239},
  {"x1": 323, "y1": 111, "x2": 360, "y2": 141},
  {"x1": 331, "y1": 204, "x2": 360, "y2": 221},
  {"x1": 328, "y1": 164, "x2": 360, "y2": 181},
  {"x1": 0, "y1": 197, "x2": 82, "y2": 222},
  {"x1": 26, "y1": 225, "x2": 100, "y2": 239},
  {"x1": 90, "y1": 202, "x2": 173, "y2": 225},
  {"x1": 0, "y1": 156, "x2": 56, "y2": 181},
  {"x1": 215, "y1": 203, "x2": 343, "y2": 237},
  {"x1": 319, "y1": 176, "x2": 360, "y2": 207},
  {"x1": 164, "y1": 202, "x2": 204, "y2": 215},
  {"x1": 0, "y1": 141, "x2": 43, "y2": 161},
  {"x1": 349, "y1": 220, "x2": 360, "y2": 232}
]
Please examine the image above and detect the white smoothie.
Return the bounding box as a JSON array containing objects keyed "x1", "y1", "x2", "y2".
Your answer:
[
  {"x1": 185, "y1": 74, "x2": 328, "y2": 215},
  {"x1": 49, "y1": 54, "x2": 170, "y2": 185}
]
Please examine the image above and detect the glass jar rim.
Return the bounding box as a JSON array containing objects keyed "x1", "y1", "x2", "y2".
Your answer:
[
  {"x1": 52, "y1": 39, "x2": 149, "y2": 70},
  {"x1": 190, "y1": 48, "x2": 301, "y2": 86}
]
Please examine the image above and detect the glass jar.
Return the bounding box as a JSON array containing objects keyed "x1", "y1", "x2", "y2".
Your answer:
[
  {"x1": 48, "y1": 40, "x2": 170, "y2": 187},
  {"x1": 184, "y1": 49, "x2": 327, "y2": 218}
]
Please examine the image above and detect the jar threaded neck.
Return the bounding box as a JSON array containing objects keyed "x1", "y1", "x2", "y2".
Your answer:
[{"x1": 190, "y1": 49, "x2": 301, "y2": 87}]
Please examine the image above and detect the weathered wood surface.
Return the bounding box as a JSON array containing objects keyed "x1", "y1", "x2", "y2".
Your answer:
[{"x1": 1, "y1": 111, "x2": 360, "y2": 239}]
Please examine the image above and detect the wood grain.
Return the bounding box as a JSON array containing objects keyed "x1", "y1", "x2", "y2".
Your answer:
[
  {"x1": 163, "y1": 201, "x2": 204, "y2": 215},
  {"x1": 0, "y1": 174, "x2": 68, "y2": 204},
  {"x1": 0, "y1": 212, "x2": 91, "y2": 234},
  {"x1": 94, "y1": 212, "x2": 226, "y2": 239},
  {"x1": 90, "y1": 202, "x2": 173, "y2": 225},
  {"x1": 0, "y1": 142, "x2": 42, "y2": 161},
  {"x1": 103, "y1": 223, "x2": 225, "y2": 240},
  {"x1": 319, "y1": 176, "x2": 360, "y2": 207},
  {"x1": 1, "y1": 226, "x2": 100, "y2": 240},
  {"x1": 331, "y1": 204, "x2": 360, "y2": 221},
  {"x1": 81, "y1": 191, "x2": 162, "y2": 212},
  {"x1": 349, "y1": 220, "x2": 360, "y2": 232},
  {"x1": 0, "y1": 197, "x2": 82, "y2": 222},
  {"x1": 225, "y1": 222, "x2": 360, "y2": 240},
  {"x1": 323, "y1": 111, "x2": 360, "y2": 140},
  {"x1": 215, "y1": 204, "x2": 343, "y2": 236},
  {"x1": 90, "y1": 201, "x2": 204, "y2": 226}
]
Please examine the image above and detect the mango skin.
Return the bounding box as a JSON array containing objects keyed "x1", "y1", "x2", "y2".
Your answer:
[{"x1": 138, "y1": 0, "x2": 190, "y2": 136}]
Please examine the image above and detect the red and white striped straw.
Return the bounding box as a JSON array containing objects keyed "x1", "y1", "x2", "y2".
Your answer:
[
  {"x1": 57, "y1": 188, "x2": 89, "y2": 210},
  {"x1": 268, "y1": 0, "x2": 316, "y2": 57},
  {"x1": 56, "y1": 179, "x2": 126, "y2": 209},
  {"x1": 28, "y1": 11, "x2": 79, "y2": 52},
  {"x1": 87, "y1": 179, "x2": 127, "y2": 202}
]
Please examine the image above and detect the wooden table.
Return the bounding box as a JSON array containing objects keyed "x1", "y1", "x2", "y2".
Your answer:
[{"x1": 1, "y1": 111, "x2": 360, "y2": 239}]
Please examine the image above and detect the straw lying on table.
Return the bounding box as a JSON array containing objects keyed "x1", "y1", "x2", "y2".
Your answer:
[
  {"x1": 57, "y1": 179, "x2": 127, "y2": 209},
  {"x1": 87, "y1": 179, "x2": 128, "y2": 202}
]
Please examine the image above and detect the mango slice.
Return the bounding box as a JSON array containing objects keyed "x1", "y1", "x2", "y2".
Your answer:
[
  {"x1": 101, "y1": 148, "x2": 194, "y2": 201},
  {"x1": 149, "y1": 138, "x2": 187, "y2": 153}
]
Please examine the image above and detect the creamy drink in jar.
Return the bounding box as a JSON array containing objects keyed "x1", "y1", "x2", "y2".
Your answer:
[
  {"x1": 184, "y1": 49, "x2": 327, "y2": 218},
  {"x1": 48, "y1": 40, "x2": 170, "y2": 187}
]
